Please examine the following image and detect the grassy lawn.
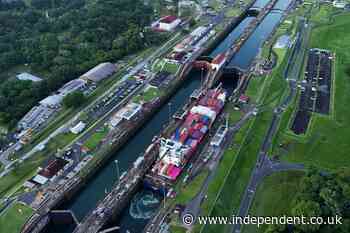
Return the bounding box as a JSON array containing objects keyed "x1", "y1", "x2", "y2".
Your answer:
[
  {"x1": 47, "y1": 132, "x2": 76, "y2": 151},
  {"x1": 0, "y1": 202, "x2": 33, "y2": 233},
  {"x1": 153, "y1": 59, "x2": 180, "y2": 74},
  {"x1": 225, "y1": 8, "x2": 240, "y2": 18},
  {"x1": 189, "y1": 120, "x2": 251, "y2": 233},
  {"x1": 199, "y1": 23, "x2": 292, "y2": 232},
  {"x1": 209, "y1": 0, "x2": 223, "y2": 12},
  {"x1": 174, "y1": 169, "x2": 209, "y2": 205},
  {"x1": 0, "y1": 154, "x2": 45, "y2": 198},
  {"x1": 170, "y1": 225, "x2": 187, "y2": 233},
  {"x1": 272, "y1": 12, "x2": 350, "y2": 170},
  {"x1": 201, "y1": 109, "x2": 273, "y2": 233},
  {"x1": 242, "y1": 171, "x2": 304, "y2": 233},
  {"x1": 133, "y1": 86, "x2": 161, "y2": 104},
  {"x1": 83, "y1": 126, "x2": 109, "y2": 151},
  {"x1": 164, "y1": 62, "x2": 180, "y2": 74},
  {"x1": 245, "y1": 76, "x2": 266, "y2": 103}
]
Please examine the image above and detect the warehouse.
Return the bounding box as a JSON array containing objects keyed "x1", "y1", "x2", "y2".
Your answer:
[
  {"x1": 18, "y1": 105, "x2": 56, "y2": 130},
  {"x1": 80, "y1": 62, "x2": 117, "y2": 83},
  {"x1": 58, "y1": 79, "x2": 87, "y2": 96},
  {"x1": 40, "y1": 95, "x2": 63, "y2": 108},
  {"x1": 38, "y1": 158, "x2": 69, "y2": 179}
]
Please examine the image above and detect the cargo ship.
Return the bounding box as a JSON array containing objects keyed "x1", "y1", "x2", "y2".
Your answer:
[{"x1": 144, "y1": 86, "x2": 227, "y2": 192}]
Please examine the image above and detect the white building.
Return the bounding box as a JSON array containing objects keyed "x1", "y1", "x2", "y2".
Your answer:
[
  {"x1": 159, "y1": 16, "x2": 182, "y2": 31},
  {"x1": 16, "y1": 72, "x2": 43, "y2": 82},
  {"x1": 70, "y1": 121, "x2": 86, "y2": 134},
  {"x1": 333, "y1": 0, "x2": 346, "y2": 8},
  {"x1": 118, "y1": 103, "x2": 142, "y2": 120},
  {"x1": 190, "y1": 26, "x2": 207, "y2": 37}
]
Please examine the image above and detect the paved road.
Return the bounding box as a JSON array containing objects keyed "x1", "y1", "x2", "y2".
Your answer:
[
  {"x1": 182, "y1": 108, "x2": 257, "y2": 223},
  {"x1": 0, "y1": 32, "x2": 183, "y2": 177},
  {"x1": 231, "y1": 15, "x2": 309, "y2": 233}
]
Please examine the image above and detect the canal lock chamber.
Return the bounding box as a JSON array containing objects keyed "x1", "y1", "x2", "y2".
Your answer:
[{"x1": 44, "y1": 0, "x2": 294, "y2": 231}]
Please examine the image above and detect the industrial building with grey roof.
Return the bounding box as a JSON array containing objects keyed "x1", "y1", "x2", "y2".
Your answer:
[{"x1": 80, "y1": 62, "x2": 117, "y2": 83}]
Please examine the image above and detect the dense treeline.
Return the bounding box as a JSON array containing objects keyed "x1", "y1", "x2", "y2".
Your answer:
[
  {"x1": 0, "y1": 0, "x2": 168, "y2": 128},
  {"x1": 265, "y1": 167, "x2": 350, "y2": 233}
]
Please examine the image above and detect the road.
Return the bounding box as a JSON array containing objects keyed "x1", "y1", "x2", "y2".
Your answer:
[
  {"x1": 0, "y1": 31, "x2": 183, "y2": 177},
  {"x1": 181, "y1": 108, "x2": 256, "y2": 225},
  {"x1": 231, "y1": 16, "x2": 310, "y2": 233}
]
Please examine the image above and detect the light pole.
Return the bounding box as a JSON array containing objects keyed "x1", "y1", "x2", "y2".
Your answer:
[{"x1": 114, "y1": 159, "x2": 120, "y2": 183}]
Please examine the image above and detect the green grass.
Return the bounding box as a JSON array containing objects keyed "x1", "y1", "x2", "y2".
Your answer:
[
  {"x1": 245, "y1": 76, "x2": 266, "y2": 103},
  {"x1": 272, "y1": 12, "x2": 350, "y2": 170},
  {"x1": 193, "y1": 120, "x2": 252, "y2": 233},
  {"x1": 0, "y1": 154, "x2": 45, "y2": 198},
  {"x1": 164, "y1": 62, "x2": 180, "y2": 74},
  {"x1": 242, "y1": 171, "x2": 304, "y2": 233},
  {"x1": 170, "y1": 225, "x2": 187, "y2": 233},
  {"x1": 153, "y1": 59, "x2": 180, "y2": 74},
  {"x1": 225, "y1": 8, "x2": 240, "y2": 18},
  {"x1": 175, "y1": 169, "x2": 209, "y2": 205},
  {"x1": 199, "y1": 25, "x2": 292, "y2": 232},
  {"x1": 0, "y1": 202, "x2": 33, "y2": 233},
  {"x1": 209, "y1": 0, "x2": 223, "y2": 12},
  {"x1": 310, "y1": 4, "x2": 335, "y2": 24},
  {"x1": 201, "y1": 110, "x2": 273, "y2": 233},
  {"x1": 83, "y1": 126, "x2": 109, "y2": 151},
  {"x1": 133, "y1": 86, "x2": 161, "y2": 104},
  {"x1": 47, "y1": 132, "x2": 76, "y2": 150}
]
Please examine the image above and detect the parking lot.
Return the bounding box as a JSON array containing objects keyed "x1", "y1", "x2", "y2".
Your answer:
[
  {"x1": 85, "y1": 78, "x2": 143, "y2": 121},
  {"x1": 291, "y1": 49, "x2": 333, "y2": 135},
  {"x1": 149, "y1": 71, "x2": 174, "y2": 88}
]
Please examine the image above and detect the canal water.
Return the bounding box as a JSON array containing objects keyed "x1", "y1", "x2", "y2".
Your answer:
[
  {"x1": 228, "y1": 0, "x2": 292, "y2": 70},
  {"x1": 252, "y1": 0, "x2": 271, "y2": 9},
  {"x1": 209, "y1": 16, "x2": 255, "y2": 58},
  {"x1": 44, "y1": 71, "x2": 201, "y2": 233},
  {"x1": 45, "y1": 0, "x2": 293, "y2": 232}
]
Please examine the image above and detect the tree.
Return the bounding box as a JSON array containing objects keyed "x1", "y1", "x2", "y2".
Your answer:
[
  {"x1": 63, "y1": 91, "x2": 86, "y2": 108},
  {"x1": 292, "y1": 200, "x2": 322, "y2": 232},
  {"x1": 289, "y1": 168, "x2": 350, "y2": 233},
  {"x1": 264, "y1": 224, "x2": 288, "y2": 233}
]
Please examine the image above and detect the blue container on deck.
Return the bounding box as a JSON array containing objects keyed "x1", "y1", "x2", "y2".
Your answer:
[
  {"x1": 174, "y1": 128, "x2": 181, "y2": 141},
  {"x1": 201, "y1": 115, "x2": 210, "y2": 125},
  {"x1": 185, "y1": 138, "x2": 193, "y2": 146}
]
